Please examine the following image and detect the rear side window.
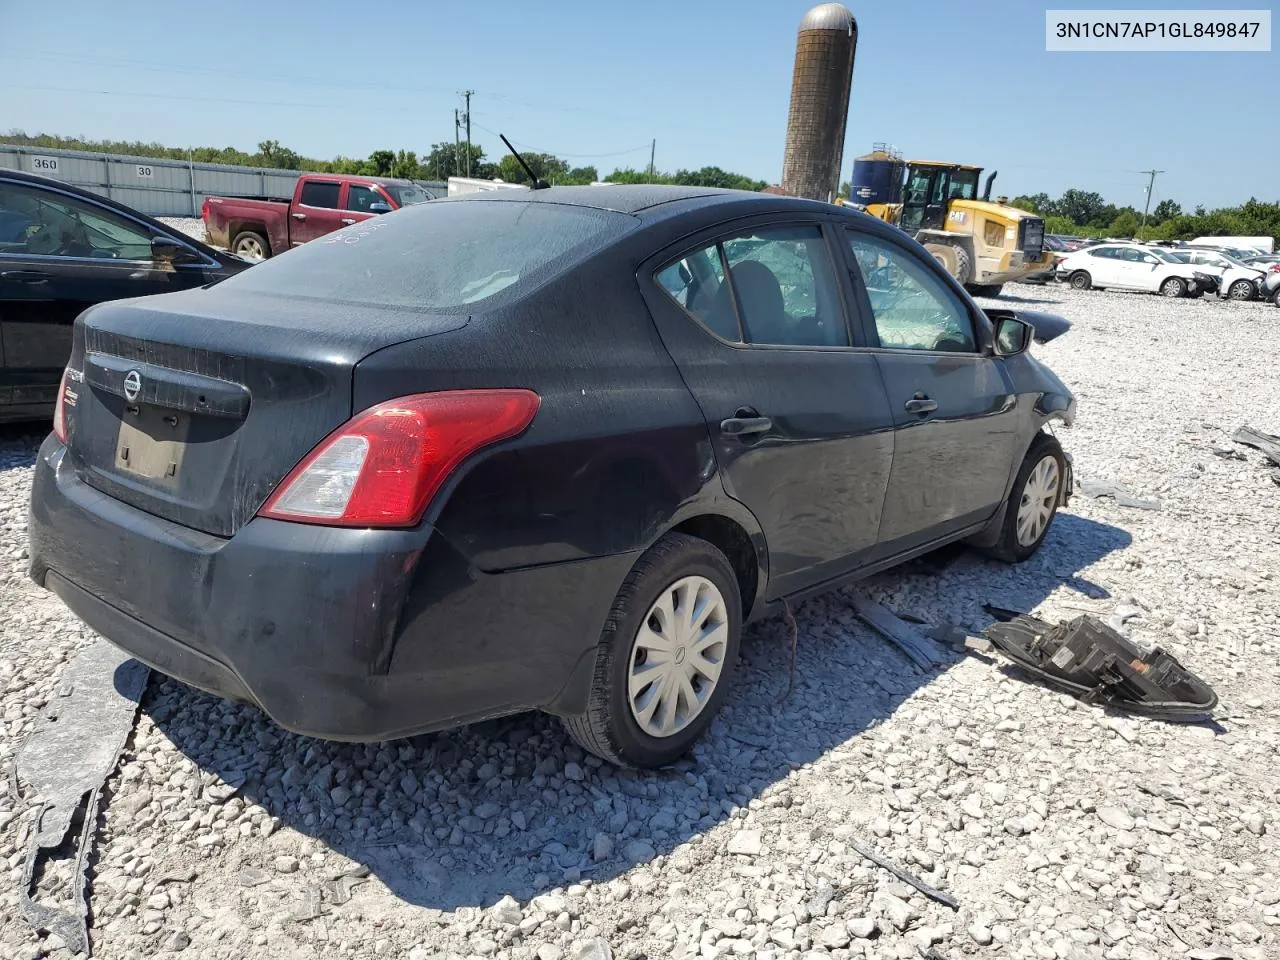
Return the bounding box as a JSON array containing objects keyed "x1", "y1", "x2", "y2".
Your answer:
[
  {"x1": 299, "y1": 181, "x2": 340, "y2": 208},
  {"x1": 655, "y1": 224, "x2": 849, "y2": 347},
  {"x1": 220, "y1": 199, "x2": 636, "y2": 311}
]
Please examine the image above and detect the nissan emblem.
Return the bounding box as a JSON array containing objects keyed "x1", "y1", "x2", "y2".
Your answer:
[{"x1": 123, "y1": 370, "x2": 142, "y2": 402}]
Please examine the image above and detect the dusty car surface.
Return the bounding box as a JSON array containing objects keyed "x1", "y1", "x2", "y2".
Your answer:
[{"x1": 28, "y1": 186, "x2": 1076, "y2": 768}]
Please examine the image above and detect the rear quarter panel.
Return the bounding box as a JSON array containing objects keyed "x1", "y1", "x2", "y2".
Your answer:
[{"x1": 352, "y1": 241, "x2": 717, "y2": 570}]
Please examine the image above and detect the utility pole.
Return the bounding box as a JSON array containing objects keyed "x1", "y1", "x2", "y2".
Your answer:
[
  {"x1": 462, "y1": 90, "x2": 475, "y2": 178},
  {"x1": 454, "y1": 109, "x2": 461, "y2": 178},
  {"x1": 1138, "y1": 168, "x2": 1164, "y2": 240},
  {"x1": 648, "y1": 139, "x2": 656, "y2": 182}
]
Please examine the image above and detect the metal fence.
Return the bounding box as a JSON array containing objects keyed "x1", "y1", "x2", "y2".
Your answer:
[{"x1": 0, "y1": 143, "x2": 447, "y2": 218}]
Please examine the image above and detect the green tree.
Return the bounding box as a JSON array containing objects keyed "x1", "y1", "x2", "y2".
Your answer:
[
  {"x1": 366, "y1": 150, "x2": 396, "y2": 176},
  {"x1": 496, "y1": 152, "x2": 570, "y2": 185},
  {"x1": 1107, "y1": 210, "x2": 1140, "y2": 238},
  {"x1": 1012, "y1": 192, "x2": 1054, "y2": 215},
  {"x1": 423, "y1": 141, "x2": 488, "y2": 179},
  {"x1": 1055, "y1": 188, "x2": 1109, "y2": 227},
  {"x1": 390, "y1": 150, "x2": 422, "y2": 179},
  {"x1": 1152, "y1": 199, "x2": 1181, "y2": 221}
]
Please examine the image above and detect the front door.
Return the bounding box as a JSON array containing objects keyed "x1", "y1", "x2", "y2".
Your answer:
[
  {"x1": 844, "y1": 228, "x2": 1018, "y2": 557},
  {"x1": 901, "y1": 166, "x2": 949, "y2": 235},
  {"x1": 341, "y1": 183, "x2": 392, "y2": 227},
  {"x1": 641, "y1": 217, "x2": 897, "y2": 598},
  {"x1": 290, "y1": 179, "x2": 347, "y2": 245},
  {"x1": 0, "y1": 178, "x2": 211, "y2": 413}
]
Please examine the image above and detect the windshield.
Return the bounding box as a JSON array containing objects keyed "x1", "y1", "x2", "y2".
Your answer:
[
  {"x1": 220, "y1": 199, "x2": 636, "y2": 311},
  {"x1": 385, "y1": 183, "x2": 434, "y2": 206}
]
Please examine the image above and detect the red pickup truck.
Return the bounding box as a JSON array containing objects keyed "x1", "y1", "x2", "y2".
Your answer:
[{"x1": 202, "y1": 173, "x2": 433, "y2": 260}]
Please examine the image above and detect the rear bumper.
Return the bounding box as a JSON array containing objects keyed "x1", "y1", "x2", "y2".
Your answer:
[{"x1": 29, "y1": 437, "x2": 634, "y2": 741}]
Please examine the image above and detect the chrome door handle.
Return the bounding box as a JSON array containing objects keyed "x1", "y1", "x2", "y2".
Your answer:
[
  {"x1": 340, "y1": 218, "x2": 356, "y2": 225},
  {"x1": 291, "y1": 212, "x2": 307, "y2": 221},
  {"x1": 904, "y1": 397, "x2": 938, "y2": 415}
]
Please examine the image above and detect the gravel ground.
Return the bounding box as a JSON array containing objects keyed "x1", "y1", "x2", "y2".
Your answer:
[
  {"x1": 155, "y1": 217, "x2": 208, "y2": 245},
  {"x1": 1, "y1": 285, "x2": 1277, "y2": 960}
]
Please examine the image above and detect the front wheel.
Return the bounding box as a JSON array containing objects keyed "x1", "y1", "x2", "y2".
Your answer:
[
  {"x1": 984, "y1": 433, "x2": 1066, "y2": 564},
  {"x1": 562, "y1": 533, "x2": 742, "y2": 768},
  {"x1": 1272, "y1": 286, "x2": 1280, "y2": 307},
  {"x1": 1160, "y1": 277, "x2": 1186, "y2": 298},
  {"x1": 1228, "y1": 279, "x2": 1256, "y2": 301}
]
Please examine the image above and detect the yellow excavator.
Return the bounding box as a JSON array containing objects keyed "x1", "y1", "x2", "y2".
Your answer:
[{"x1": 840, "y1": 146, "x2": 1053, "y2": 297}]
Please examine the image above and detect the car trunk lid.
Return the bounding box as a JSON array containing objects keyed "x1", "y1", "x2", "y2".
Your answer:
[{"x1": 65, "y1": 287, "x2": 467, "y2": 537}]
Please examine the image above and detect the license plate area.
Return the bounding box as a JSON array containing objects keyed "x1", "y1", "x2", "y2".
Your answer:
[{"x1": 115, "y1": 405, "x2": 190, "y2": 487}]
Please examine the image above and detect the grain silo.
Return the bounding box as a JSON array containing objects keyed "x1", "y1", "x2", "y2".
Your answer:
[{"x1": 780, "y1": 3, "x2": 858, "y2": 203}]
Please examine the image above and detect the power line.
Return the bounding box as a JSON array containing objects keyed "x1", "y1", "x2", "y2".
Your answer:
[{"x1": 470, "y1": 120, "x2": 650, "y2": 159}]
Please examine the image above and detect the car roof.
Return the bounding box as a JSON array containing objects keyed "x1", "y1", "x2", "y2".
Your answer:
[
  {"x1": 0, "y1": 169, "x2": 225, "y2": 255},
  {"x1": 451, "y1": 184, "x2": 836, "y2": 219}
]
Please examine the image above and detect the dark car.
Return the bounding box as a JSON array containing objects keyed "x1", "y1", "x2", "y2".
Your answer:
[
  {"x1": 0, "y1": 170, "x2": 248, "y2": 421},
  {"x1": 28, "y1": 186, "x2": 1076, "y2": 768}
]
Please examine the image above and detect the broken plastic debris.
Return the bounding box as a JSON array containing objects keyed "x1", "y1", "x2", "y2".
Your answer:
[
  {"x1": 1232, "y1": 425, "x2": 1280, "y2": 466},
  {"x1": 848, "y1": 592, "x2": 948, "y2": 670},
  {"x1": 1077, "y1": 478, "x2": 1161, "y2": 511},
  {"x1": 983, "y1": 613, "x2": 1217, "y2": 721},
  {"x1": 15, "y1": 641, "x2": 149, "y2": 956}
]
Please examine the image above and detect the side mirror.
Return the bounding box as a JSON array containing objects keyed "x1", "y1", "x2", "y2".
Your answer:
[
  {"x1": 993, "y1": 315, "x2": 1034, "y2": 356},
  {"x1": 368, "y1": 202, "x2": 392, "y2": 214},
  {"x1": 151, "y1": 236, "x2": 202, "y2": 265}
]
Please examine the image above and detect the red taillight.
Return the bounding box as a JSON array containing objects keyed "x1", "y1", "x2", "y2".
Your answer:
[
  {"x1": 257, "y1": 389, "x2": 540, "y2": 527},
  {"x1": 201, "y1": 198, "x2": 210, "y2": 221},
  {"x1": 52, "y1": 368, "x2": 71, "y2": 444}
]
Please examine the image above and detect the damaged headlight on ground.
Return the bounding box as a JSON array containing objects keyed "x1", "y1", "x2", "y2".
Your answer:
[{"x1": 982, "y1": 612, "x2": 1218, "y2": 721}]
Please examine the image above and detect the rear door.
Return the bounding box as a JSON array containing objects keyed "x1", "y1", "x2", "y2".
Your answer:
[
  {"x1": 641, "y1": 216, "x2": 896, "y2": 598},
  {"x1": 1083, "y1": 246, "x2": 1122, "y2": 285},
  {"x1": 843, "y1": 228, "x2": 1018, "y2": 558},
  {"x1": 0, "y1": 178, "x2": 213, "y2": 411},
  {"x1": 290, "y1": 179, "x2": 346, "y2": 245}
]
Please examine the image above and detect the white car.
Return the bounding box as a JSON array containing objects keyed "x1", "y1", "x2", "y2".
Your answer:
[
  {"x1": 1166, "y1": 248, "x2": 1266, "y2": 301},
  {"x1": 1056, "y1": 243, "x2": 1205, "y2": 297}
]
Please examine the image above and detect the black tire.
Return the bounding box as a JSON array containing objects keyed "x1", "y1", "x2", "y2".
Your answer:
[
  {"x1": 984, "y1": 432, "x2": 1067, "y2": 564},
  {"x1": 1228, "y1": 279, "x2": 1256, "y2": 301},
  {"x1": 954, "y1": 245, "x2": 973, "y2": 285},
  {"x1": 1069, "y1": 271, "x2": 1092, "y2": 291},
  {"x1": 231, "y1": 230, "x2": 271, "y2": 260},
  {"x1": 562, "y1": 533, "x2": 742, "y2": 768},
  {"x1": 1160, "y1": 277, "x2": 1186, "y2": 298},
  {"x1": 1272, "y1": 286, "x2": 1280, "y2": 308},
  {"x1": 966, "y1": 283, "x2": 1004, "y2": 298}
]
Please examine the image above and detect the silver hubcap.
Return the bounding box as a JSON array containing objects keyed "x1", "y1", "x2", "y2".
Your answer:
[
  {"x1": 628, "y1": 576, "x2": 728, "y2": 739},
  {"x1": 1163, "y1": 280, "x2": 1181, "y2": 297},
  {"x1": 1230, "y1": 282, "x2": 1251, "y2": 299},
  {"x1": 1016, "y1": 455, "x2": 1060, "y2": 547},
  {"x1": 235, "y1": 237, "x2": 265, "y2": 259}
]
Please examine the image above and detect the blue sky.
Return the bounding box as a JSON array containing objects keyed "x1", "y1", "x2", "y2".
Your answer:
[{"x1": 1, "y1": 0, "x2": 1274, "y2": 209}]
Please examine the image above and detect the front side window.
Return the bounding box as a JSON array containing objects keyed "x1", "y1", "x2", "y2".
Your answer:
[
  {"x1": 847, "y1": 232, "x2": 977, "y2": 353},
  {"x1": 655, "y1": 225, "x2": 848, "y2": 348},
  {"x1": 299, "y1": 180, "x2": 341, "y2": 209},
  {"x1": 345, "y1": 185, "x2": 387, "y2": 213},
  {"x1": 0, "y1": 180, "x2": 154, "y2": 260}
]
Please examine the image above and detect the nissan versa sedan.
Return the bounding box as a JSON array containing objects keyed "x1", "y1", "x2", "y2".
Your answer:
[
  {"x1": 0, "y1": 170, "x2": 249, "y2": 421},
  {"x1": 28, "y1": 186, "x2": 1076, "y2": 768}
]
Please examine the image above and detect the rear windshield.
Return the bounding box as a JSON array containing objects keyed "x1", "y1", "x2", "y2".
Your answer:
[{"x1": 221, "y1": 199, "x2": 635, "y2": 311}]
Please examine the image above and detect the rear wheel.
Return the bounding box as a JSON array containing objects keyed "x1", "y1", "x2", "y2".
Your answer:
[
  {"x1": 1228, "y1": 279, "x2": 1256, "y2": 301},
  {"x1": 562, "y1": 533, "x2": 742, "y2": 768},
  {"x1": 231, "y1": 230, "x2": 270, "y2": 261},
  {"x1": 984, "y1": 432, "x2": 1066, "y2": 564},
  {"x1": 1160, "y1": 277, "x2": 1186, "y2": 298},
  {"x1": 1273, "y1": 286, "x2": 1280, "y2": 307},
  {"x1": 1069, "y1": 271, "x2": 1092, "y2": 291}
]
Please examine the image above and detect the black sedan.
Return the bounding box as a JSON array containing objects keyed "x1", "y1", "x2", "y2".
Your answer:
[
  {"x1": 0, "y1": 170, "x2": 248, "y2": 421},
  {"x1": 29, "y1": 186, "x2": 1076, "y2": 768}
]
